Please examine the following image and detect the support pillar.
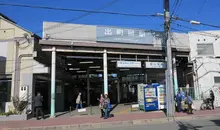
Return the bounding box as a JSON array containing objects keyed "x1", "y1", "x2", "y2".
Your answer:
[
  {"x1": 173, "y1": 56, "x2": 178, "y2": 96},
  {"x1": 144, "y1": 70, "x2": 148, "y2": 84},
  {"x1": 117, "y1": 72, "x2": 120, "y2": 103},
  {"x1": 50, "y1": 47, "x2": 56, "y2": 118},
  {"x1": 87, "y1": 69, "x2": 90, "y2": 106},
  {"x1": 13, "y1": 41, "x2": 19, "y2": 97},
  {"x1": 103, "y1": 49, "x2": 108, "y2": 95},
  {"x1": 117, "y1": 80, "x2": 120, "y2": 103}
]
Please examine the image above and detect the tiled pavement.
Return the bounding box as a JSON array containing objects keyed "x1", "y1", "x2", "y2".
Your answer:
[{"x1": 1, "y1": 108, "x2": 220, "y2": 130}]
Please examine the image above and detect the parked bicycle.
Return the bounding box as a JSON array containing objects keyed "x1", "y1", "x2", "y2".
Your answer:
[{"x1": 200, "y1": 98, "x2": 212, "y2": 110}]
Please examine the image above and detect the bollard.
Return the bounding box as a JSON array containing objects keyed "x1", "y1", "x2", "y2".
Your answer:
[
  {"x1": 90, "y1": 105, "x2": 93, "y2": 115},
  {"x1": 70, "y1": 106, "x2": 72, "y2": 116}
]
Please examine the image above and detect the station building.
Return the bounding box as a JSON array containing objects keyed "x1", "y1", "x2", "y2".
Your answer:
[
  {"x1": 0, "y1": 13, "x2": 194, "y2": 115},
  {"x1": 38, "y1": 21, "x2": 191, "y2": 113}
]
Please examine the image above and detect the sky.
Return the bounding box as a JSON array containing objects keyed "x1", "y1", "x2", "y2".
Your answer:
[{"x1": 1, "y1": 0, "x2": 220, "y2": 37}]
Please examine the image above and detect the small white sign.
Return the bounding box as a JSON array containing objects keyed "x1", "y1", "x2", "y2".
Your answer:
[
  {"x1": 145, "y1": 62, "x2": 166, "y2": 68},
  {"x1": 117, "y1": 61, "x2": 141, "y2": 68},
  {"x1": 132, "y1": 104, "x2": 139, "y2": 108},
  {"x1": 78, "y1": 108, "x2": 86, "y2": 113}
]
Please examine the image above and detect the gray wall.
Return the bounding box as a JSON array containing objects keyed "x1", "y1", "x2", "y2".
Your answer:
[
  {"x1": 43, "y1": 22, "x2": 96, "y2": 42},
  {"x1": 21, "y1": 73, "x2": 33, "y2": 110},
  {"x1": 42, "y1": 22, "x2": 189, "y2": 49}
]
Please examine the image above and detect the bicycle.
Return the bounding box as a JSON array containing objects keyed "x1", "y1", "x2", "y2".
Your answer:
[{"x1": 200, "y1": 98, "x2": 212, "y2": 110}]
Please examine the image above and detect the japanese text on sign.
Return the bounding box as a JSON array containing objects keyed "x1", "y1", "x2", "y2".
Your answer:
[
  {"x1": 96, "y1": 26, "x2": 154, "y2": 44},
  {"x1": 103, "y1": 28, "x2": 147, "y2": 37},
  {"x1": 145, "y1": 62, "x2": 167, "y2": 69}
]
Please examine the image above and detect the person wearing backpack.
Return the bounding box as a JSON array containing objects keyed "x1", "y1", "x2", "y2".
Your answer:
[{"x1": 103, "y1": 94, "x2": 110, "y2": 119}]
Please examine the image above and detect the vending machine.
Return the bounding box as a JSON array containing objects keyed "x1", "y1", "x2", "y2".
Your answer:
[
  {"x1": 143, "y1": 84, "x2": 159, "y2": 111},
  {"x1": 157, "y1": 84, "x2": 166, "y2": 109},
  {"x1": 137, "y1": 84, "x2": 147, "y2": 110}
]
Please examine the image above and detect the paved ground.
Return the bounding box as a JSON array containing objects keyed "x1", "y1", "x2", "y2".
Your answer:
[
  {"x1": 1, "y1": 108, "x2": 220, "y2": 130},
  {"x1": 71, "y1": 104, "x2": 140, "y2": 116},
  {"x1": 93, "y1": 117, "x2": 220, "y2": 130},
  {"x1": 41, "y1": 104, "x2": 139, "y2": 118}
]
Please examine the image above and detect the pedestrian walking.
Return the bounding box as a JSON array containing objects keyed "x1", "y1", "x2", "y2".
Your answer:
[
  {"x1": 75, "y1": 92, "x2": 83, "y2": 110},
  {"x1": 210, "y1": 90, "x2": 215, "y2": 110},
  {"x1": 98, "y1": 94, "x2": 104, "y2": 118},
  {"x1": 34, "y1": 92, "x2": 44, "y2": 120}
]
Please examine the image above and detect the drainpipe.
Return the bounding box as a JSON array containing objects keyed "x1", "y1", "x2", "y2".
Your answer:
[
  {"x1": 13, "y1": 39, "x2": 36, "y2": 98},
  {"x1": 14, "y1": 53, "x2": 34, "y2": 97},
  {"x1": 13, "y1": 37, "x2": 31, "y2": 97},
  {"x1": 193, "y1": 60, "x2": 200, "y2": 100},
  {"x1": 13, "y1": 41, "x2": 19, "y2": 97}
]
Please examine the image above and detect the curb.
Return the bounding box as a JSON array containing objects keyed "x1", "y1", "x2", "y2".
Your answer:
[{"x1": 4, "y1": 113, "x2": 220, "y2": 130}]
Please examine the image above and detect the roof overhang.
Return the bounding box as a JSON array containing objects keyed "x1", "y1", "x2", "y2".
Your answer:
[{"x1": 39, "y1": 40, "x2": 190, "y2": 53}]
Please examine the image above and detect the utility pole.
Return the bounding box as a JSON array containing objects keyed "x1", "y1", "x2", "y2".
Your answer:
[{"x1": 164, "y1": 0, "x2": 174, "y2": 117}]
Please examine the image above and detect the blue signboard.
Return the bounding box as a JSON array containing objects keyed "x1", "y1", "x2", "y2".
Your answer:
[{"x1": 96, "y1": 26, "x2": 154, "y2": 44}]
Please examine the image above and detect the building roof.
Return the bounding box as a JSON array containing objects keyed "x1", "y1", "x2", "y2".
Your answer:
[
  {"x1": 0, "y1": 13, "x2": 41, "y2": 39},
  {"x1": 0, "y1": 13, "x2": 16, "y2": 24}
]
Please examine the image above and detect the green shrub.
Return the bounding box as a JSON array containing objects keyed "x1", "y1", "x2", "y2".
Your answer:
[
  {"x1": 0, "y1": 110, "x2": 17, "y2": 116},
  {"x1": 5, "y1": 110, "x2": 18, "y2": 116},
  {"x1": 12, "y1": 96, "x2": 30, "y2": 114}
]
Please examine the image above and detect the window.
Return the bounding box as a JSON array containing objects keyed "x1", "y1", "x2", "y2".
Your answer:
[
  {"x1": 214, "y1": 77, "x2": 220, "y2": 84},
  {"x1": 0, "y1": 79, "x2": 11, "y2": 102},
  {"x1": 197, "y1": 43, "x2": 214, "y2": 55}
]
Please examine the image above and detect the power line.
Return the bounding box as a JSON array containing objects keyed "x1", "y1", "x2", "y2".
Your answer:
[
  {"x1": 35, "y1": 0, "x2": 122, "y2": 34},
  {"x1": 41, "y1": 0, "x2": 162, "y2": 36},
  {"x1": 169, "y1": 0, "x2": 182, "y2": 27},
  {"x1": 171, "y1": 0, "x2": 180, "y2": 17},
  {"x1": 196, "y1": 0, "x2": 208, "y2": 18},
  {"x1": 157, "y1": 12, "x2": 220, "y2": 29},
  {"x1": 174, "y1": 16, "x2": 220, "y2": 29},
  {"x1": 0, "y1": 2, "x2": 160, "y2": 35},
  {"x1": 174, "y1": 0, "x2": 183, "y2": 16},
  {"x1": 173, "y1": 23, "x2": 220, "y2": 38},
  {"x1": 0, "y1": 3, "x2": 157, "y2": 17}
]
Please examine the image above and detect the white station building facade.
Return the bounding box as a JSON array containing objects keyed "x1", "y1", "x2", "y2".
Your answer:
[
  {"x1": 38, "y1": 21, "x2": 191, "y2": 115},
  {"x1": 2, "y1": 14, "x2": 220, "y2": 115}
]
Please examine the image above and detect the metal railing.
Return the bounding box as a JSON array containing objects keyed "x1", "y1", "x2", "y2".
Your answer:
[
  {"x1": 179, "y1": 86, "x2": 216, "y2": 100},
  {"x1": 179, "y1": 87, "x2": 196, "y2": 100}
]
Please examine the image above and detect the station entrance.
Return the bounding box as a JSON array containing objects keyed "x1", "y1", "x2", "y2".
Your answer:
[
  {"x1": 60, "y1": 52, "x2": 168, "y2": 106},
  {"x1": 36, "y1": 43, "x2": 191, "y2": 116}
]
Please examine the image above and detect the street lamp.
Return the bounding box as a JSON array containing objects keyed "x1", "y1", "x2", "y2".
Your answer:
[
  {"x1": 190, "y1": 21, "x2": 201, "y2": 25},
  {"x1": 156, "y1": 12, "x2": 203, "y2": 26}
]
